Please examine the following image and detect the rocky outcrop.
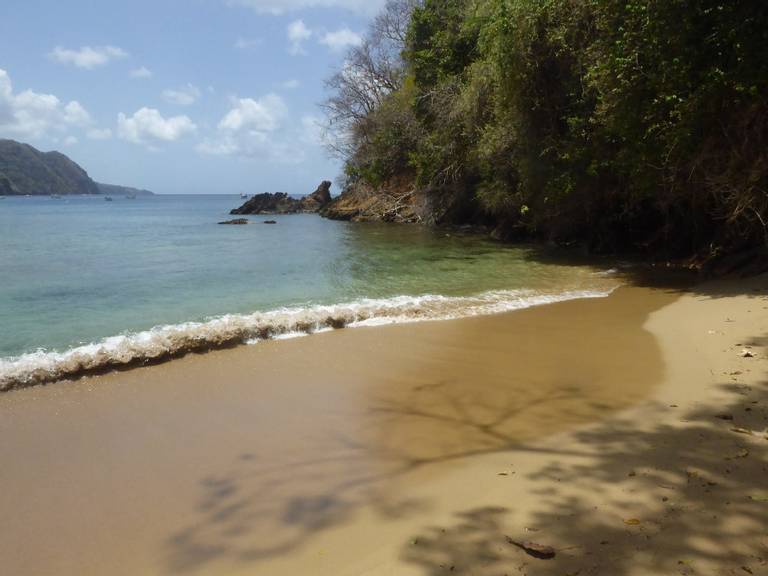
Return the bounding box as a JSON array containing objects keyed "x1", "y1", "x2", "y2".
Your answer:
[
  {"x1": 230, "y1": 192, "x2": 297, "y2": 215},
  {"x1": 229, "y1": 181, "x2": 333, "y2": 215},
  {"x1": 320, "y1": 176, "x2": 426, "y2": 223},
  {"x1": 297, "y1": 180, "x2": 332, "y2": 212}
]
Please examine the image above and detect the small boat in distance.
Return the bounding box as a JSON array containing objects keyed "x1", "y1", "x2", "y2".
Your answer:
[
  {"x1": 240, "y1": 193, "x2": 248, "y2": 199},
  {"x1": 104, "y1": 196, "x2": 113, "y2": 201}
]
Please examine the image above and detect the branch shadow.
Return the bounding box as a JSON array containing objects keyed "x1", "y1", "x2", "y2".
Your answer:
[
  {"x1": 401, "y1": 381, "x2": 768, "y2": 575},
  {"x1": 163, "y1": 377, "x2": 600, "y2": 573}
]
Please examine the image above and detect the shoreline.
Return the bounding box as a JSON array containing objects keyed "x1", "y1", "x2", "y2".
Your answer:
[
  {"x1": 0, "y1": 284, "x2": 618, "y2": 392},
  {"x1": 0, "y1": 277, "x2": 766, "y2": 575}
]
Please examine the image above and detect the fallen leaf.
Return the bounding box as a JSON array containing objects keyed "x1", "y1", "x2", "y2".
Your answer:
[
  {"x1": 731, "y1": 427, "x2": 754, "y2": 435},
  {"x1": 623, "y1": 518, "x2": 642, "y2": 525},
  {"x1": 748, "y1": 494, "x2": 768, "y2": 502}
]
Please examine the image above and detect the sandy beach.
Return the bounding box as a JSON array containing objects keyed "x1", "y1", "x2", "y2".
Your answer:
[{"x1": 0, "y1": 276, "x2": 766, "y2": 576}]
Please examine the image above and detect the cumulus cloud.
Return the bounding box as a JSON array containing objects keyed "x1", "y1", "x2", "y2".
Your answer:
[
  {"x1": 280, "y1": 79, "x2": 301, "y2": 89},
  {"x1": 198, "y1": 93, "x2": 300, "y2": 161},
  {"x1": 0, "y1": 68, "x2": 92, "y2": 139},
  {"x1": 161, "y1": 84, "x2": 201, "y2": 106},
  {"x1": 319, "y1": 28, "x2": 363, "y2": 52},
  {"x1": 218, "y1": 94, "x2": 286, "y2": 132},
  {"x1": 287, "y1": 20, "x2": 312, "y2": 55},
  {"x1": 130, "y1": 66, "x2": 152, "y2": 79},
  {"x1": 48, "y1": 45, "x2": 128, "y2": 69},
  {"x1": 62, "y1": 135, "x2": 79, "y2": 146},
  {"x1": 227, "y1": 0, "x2": 386, "y2": 15},
  {"x1": 117, "y1": 107, "x2": 196, "y2": 146}
]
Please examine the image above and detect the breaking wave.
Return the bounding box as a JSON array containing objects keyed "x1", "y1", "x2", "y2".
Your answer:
[{"x1": 0, "y1": 288, "x2": 614, "y2": 391}]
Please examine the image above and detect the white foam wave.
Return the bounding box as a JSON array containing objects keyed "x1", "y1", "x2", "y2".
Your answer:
[{"x1": 0, "y1": 288, "x2": 614, "y2": 391}]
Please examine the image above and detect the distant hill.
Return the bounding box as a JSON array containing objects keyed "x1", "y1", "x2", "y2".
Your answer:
[
  {"x1": 96, "y1": 182, "x2": 154, "y2": 197},
  {"x1": 0, "y1": 139, "x2": 153, "y2": 196}
]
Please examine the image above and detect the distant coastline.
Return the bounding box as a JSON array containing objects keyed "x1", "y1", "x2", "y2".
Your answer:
[{"x1": 0, "y1": 138, "x2": 152, "y2": 196}]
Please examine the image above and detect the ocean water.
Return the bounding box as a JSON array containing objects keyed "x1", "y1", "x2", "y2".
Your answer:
[{"x1": 0, "y1": 194, "x2": 617, "y2": 388}]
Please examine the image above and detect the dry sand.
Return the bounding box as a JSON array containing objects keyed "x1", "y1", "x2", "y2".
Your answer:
[{"x1": 0, "y1": 277, "x2": 766, "y2": 575}]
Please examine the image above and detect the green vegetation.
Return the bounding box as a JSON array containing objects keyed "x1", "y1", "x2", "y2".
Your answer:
[
  {"x1": 324, "y1": 0, "x2": 768, "y2": 263},
  {"x1": 0, "y1": 139, "x2": 99, "y2": 196}
]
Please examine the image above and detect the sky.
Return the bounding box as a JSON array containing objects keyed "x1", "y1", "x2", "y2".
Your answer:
[{"x1": 0, "y1": 0, "x2": 387, "y2": 194}]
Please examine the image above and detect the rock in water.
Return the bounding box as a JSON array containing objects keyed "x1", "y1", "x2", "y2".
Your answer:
[
  {"x1": 230, "y1": 192, "x2": 297, "y2": 215},
  {"x1": 218, "y1": 218, "x2": 250, "y2": 225},
  {"x1": 229, "y1": 181, "x2": 332, "y2": 215}
]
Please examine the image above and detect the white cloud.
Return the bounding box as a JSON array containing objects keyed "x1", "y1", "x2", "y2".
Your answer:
[
  {"x1": 62, "y1": 101, "x2": 92, "y2": 125},
  {"x1": 319, "y1": 28, "x2": 363, "y2": 52},
  {"x1": 48, "y1": 45, "x2": 128, "y2": 69},
  {"x1": 227, "y1": 0, "x2": 386, "y2": 15},
  {"x1": 130, "y1": 66, "x2": 152, "y2": 79},
  {"x1": 117, "y1": 107, "x2": 197, "y2": 146},
  {"x1": 62, "y1": 135, "x2": 78, "y2": 146},
  {"x1": 280, "y1": 79, "x2": 300, "y2": 89},
  {"x1": 87, "y1": 128, "x2": 112, "y2": 140},
  {"x1": 199, "y1": 93, "x2": 300, "y2": 161},
  {"x1": 161, "y1": 84, "x2": 201, "y2": 106},
  {"x1": 0, "y1": 68, "x2": 92, "y2": 139},
  {"x1": 287, "y1": 20, "x2": 312, "y2": 55},
  {"x1": 234, "y1": 37, "x2": 263, "y2": 49},
  {"x1": 218, "y1": 94, "x2": 286, "y2": 132}
]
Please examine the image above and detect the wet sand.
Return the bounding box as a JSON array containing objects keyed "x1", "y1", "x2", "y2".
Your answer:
[{"x1": 0, "y1": 279, "x2": 766, "y2": 575}]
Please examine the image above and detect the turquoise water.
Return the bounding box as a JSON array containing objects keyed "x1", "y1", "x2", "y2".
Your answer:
[{"x1": 0, "y1": 194, "x2": 615, "y2": 387}]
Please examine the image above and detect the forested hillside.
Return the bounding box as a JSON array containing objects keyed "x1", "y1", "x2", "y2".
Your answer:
[{"x1": 321, "y1": 0, "x2": 768, "y2": 266}]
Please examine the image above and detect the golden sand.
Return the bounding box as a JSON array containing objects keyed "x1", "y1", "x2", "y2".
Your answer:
[{"x1": 0, "y1": 279, "x2": 766, "y2": 575}]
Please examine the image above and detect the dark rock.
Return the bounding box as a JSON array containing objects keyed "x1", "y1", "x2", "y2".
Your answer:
[
  {"x1": 229, "y1": 182, "x2": 333, "y2": 215},
  {"x1": 298, "y1": 180, "x2": 332, "y2": 212},
  {"x1": 218, "y1": 218, "x2": 250, "y2": 225},
  {"x1": 230, "y1": 192, "x2": 297, "y2": 215}
]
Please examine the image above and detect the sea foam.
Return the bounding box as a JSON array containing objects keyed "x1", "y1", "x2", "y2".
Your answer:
[{"x1": 0, "y1": 288, "x2": 613, "y2": 391}]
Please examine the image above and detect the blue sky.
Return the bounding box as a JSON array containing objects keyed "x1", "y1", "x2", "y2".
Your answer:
[{"x1": 0, "y1": 0, "x2": 386, "y2": 194}]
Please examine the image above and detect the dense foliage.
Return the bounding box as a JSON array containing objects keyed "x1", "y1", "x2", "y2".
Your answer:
[{"x1": 324, "y1": 0, "x2": 768, "y2": 262}]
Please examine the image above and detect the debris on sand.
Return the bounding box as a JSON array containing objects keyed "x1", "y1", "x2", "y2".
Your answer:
[{"x1": 507, "y1": 537, "x2": 556, "y2": 559}]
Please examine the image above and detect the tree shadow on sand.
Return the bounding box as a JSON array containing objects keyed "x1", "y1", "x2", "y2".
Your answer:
[
  {"x1": 401, "y1": 381, "x2": 768, "y2": 576},
  {"x1": 163, "y1": 279, "x2": 767, "y2": 574},
  {"x1": 163, "y1": 378, "x2": 600, "y2": 573}
]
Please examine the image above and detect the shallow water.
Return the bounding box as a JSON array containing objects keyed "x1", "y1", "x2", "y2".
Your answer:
[{"x1": 0, "y1": 194, "x2": 615, "y2": 386}]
